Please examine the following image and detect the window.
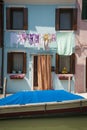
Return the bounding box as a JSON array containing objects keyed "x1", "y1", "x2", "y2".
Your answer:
[
  {"x1": 7, "y1": 52, "x2": 26, "y2": 74},
  {"x1": 6, "y1": 7, "x2": 28, "y2": 30},
  {"x1": 55, "y1": 53, "x2": 75, "y2": 74},
  {"x1": 82, "y1": 0, "x2": 87, "y2": 20},
  {"x1": 55, "y1": 8, "x2": 77, "y2": 30}
]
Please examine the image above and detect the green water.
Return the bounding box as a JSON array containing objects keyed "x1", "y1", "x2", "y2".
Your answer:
[{"x1": 0, "y1": 116, "x2": 87, "y2": 130}]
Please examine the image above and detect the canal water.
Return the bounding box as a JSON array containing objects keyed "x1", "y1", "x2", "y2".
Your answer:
[{"x1": 0, "y1": 116, "x2": 87, "y2": 130}]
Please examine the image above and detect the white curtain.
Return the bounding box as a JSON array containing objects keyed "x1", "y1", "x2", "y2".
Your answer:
[{"x1": 56, "y1": 31, "x2": 75, "y2": 55}]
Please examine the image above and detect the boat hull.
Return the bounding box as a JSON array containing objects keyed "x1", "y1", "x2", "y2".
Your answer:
[{"x1": 0, "y1": 99, "x2": 87, "y2": 119}]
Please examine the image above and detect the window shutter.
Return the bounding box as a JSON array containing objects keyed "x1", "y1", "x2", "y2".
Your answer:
[
  {"x1": 23, "y1": 53, "x2": 26, "y2": 73},
  {"x1": 72, "y1": 8, "x2": 77, "y2": 30},
  {"x1": 7, "y1": 52, "x2": 13, "y2": 73},
  {"x1": 55, "y1": 53, "x2": 59, "y2": 74},
  {"x1": 82, "y1": 0, "x2": 87, "y2": 19},
  {"x1": 70, "y1": 53, "x2": 75, "y2": 74},
  {"x1": 23, "y1": 8, "x2": 28, "y2": 30},
  {"x1": 55, "y1": 9, "x2": 59, "y2": 31},
  {"x1": 6, "y1": 8, "x2": 11, "y2": 29}
]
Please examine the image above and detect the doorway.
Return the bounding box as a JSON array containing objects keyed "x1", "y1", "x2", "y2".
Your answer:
[{"x1": 33, "y1": 55, "x2": 52, "y2": 90}]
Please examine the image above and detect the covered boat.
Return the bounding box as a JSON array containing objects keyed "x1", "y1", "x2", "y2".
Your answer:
[{"x1": 0, "y1": 90, "x2": 87, "y2": 119}]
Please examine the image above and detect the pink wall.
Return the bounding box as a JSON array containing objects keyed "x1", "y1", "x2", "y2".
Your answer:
[{"x1": 75, "y1": 0, "x2": 87, "y2": 92}]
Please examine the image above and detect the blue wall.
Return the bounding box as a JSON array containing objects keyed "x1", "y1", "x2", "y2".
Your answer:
[
  {"x1": 4, "y1": 4, "x2": 57, "y2": 47},
  {"x1": 4, "y1": 4, "x2": 75, "y2": 93},
  {"x1": 28, "y1": 5, "x2": 56, "y2": 31},
  {"x1": 4, "y1": 4, "x2": 58, "y2": 93}
]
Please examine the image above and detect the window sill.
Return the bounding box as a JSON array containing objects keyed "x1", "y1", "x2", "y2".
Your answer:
[
  {"x1": 58, "y1": 74, "x2": 73, "y2": 80},
  {"x1": 10, "y1": 74, "x2": 25, "y2": 79},
  {"x1": 6, "y1": 30, "x2": 26, "y2": 32}
]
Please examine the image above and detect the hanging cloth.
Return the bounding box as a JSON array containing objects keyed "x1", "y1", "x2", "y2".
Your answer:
[
  {"x1": 38, "y1": 55, "x2": 52, "y2": 90},
  {"x1": 56, "y1": 31, "x2": 75, "y2": 55}
]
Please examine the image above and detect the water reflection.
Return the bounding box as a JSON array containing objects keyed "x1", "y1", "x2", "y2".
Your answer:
[{"x1": 0, "y1": 116, "x2": 87, "y2": 130}]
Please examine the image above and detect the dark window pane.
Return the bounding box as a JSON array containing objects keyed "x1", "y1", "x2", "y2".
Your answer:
[
  {"x1": 12, "y1": 11, "x2": 23, "y2": 29},
  {"x1": 13, "y1": 53, "x2": 23, "y2": 73},
  {"x1": 60, "y1": 12, "x2": 72, "y2": 30},
  {"x1": 59, "y1": 55, "x2": 70, "y2": 73}
]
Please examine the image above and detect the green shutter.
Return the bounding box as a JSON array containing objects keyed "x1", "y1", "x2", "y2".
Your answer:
[{"x1": 82, "y1": 0, "x2": 87, "y2": 19}]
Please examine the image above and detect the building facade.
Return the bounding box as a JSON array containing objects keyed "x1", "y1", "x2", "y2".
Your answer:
[{"x1": 0, "y1": 0, "x2": 87, "y2": 94}]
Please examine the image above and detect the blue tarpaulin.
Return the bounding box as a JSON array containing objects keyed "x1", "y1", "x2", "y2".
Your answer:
[{"x1": 0, "y1": 90, "x2": 84, "y2": 106}]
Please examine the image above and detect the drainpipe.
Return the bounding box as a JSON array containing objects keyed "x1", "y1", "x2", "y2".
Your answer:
[{"x1": 1, "y1": 0, "x2": 4, "y2": 94}]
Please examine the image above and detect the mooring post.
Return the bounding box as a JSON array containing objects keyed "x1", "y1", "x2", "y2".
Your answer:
[{"x1": 3, "y1": 77, "x2": 7, "y2": 98}]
